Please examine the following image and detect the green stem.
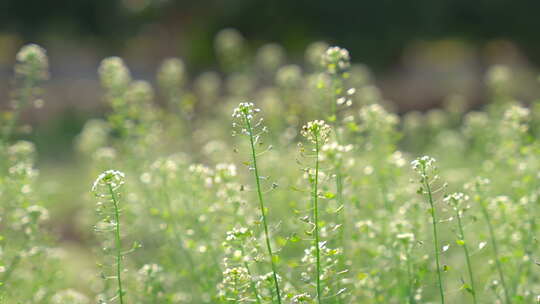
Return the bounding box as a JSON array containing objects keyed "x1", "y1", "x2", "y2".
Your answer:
[
  {"x1": 244, "y1": 116, "x2": 282, "y2": 304},
  {"x1": 314, "y1": 136, "x2": 322, "y2": 304},
  {"x1": 455, "y1": 209, "x2": 477, "y2": 304},
  {"x1": 404, "y1": 248, "x2": 415, "y2": 304},
  {"x1": 108, "y1": 184, "x2": 125, "y2": 304},
  {"x1": 422, "y1": 172, "x2": 445, "y2": 304},
  {"x1": 478, "y1": 194, "x2": 510, "y2": 304},
  {"x1": 330, "y1": 77, "x2": 346, "y2": 304}
]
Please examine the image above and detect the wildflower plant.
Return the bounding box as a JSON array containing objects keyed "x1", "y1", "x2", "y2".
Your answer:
[
  {"x1": 232, "y1": 102, "x2": 283, "y2": 303},
  {"x1": 466, "y1": 177, "x2": 511, "y2": 303},
  {"x1": 299, "y1": 120, "x2": 341, "y2": 303},
  {"x1": 2, "y1": 44, "x2": 49, "y2": 142},
  {"x1": 218, "y1": 227, "x2": 264, "y2": 303},
  {"x1": 92, "y1": 170, "x2": 130, "y2": 304},
  {"x1": 320, "y1": 46, "x2": 354, "y2": 123},
  {"x1": 443, "y1": 192, "x2": 477, "y2": 303},
  {"x1": 411, "y1": 156, "x2": 446, "y2": 303},
  {"x1": 215, "y1": 28, "x2": 248, "y2": 72},
  {"x1": 99, "y1": 57, "x2": 159, "y2": 147},
  {"x1": 319, "y1": 47, "x2": 356, "y2": 296},
  {"x1": 0, "y1": 45, "x2": 51, "y2": 301},
  {"x1": 157, "y1": 57, "x2": 195, "y2": 120}
]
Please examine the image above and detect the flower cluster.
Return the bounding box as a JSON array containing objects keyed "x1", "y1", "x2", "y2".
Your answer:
[
  {"x1": 15, "y1": 44, "x2": 49, "y2": 81},
  {"x1": 98, "y1": 57, "x2": 132, "y2": 92},
  {"x1": 157, "y1": 58, "x2": 186, "y2": 90},
  {"x1": 232, "y1": 102, "x2": 260, "y2": 121},
  {"x1": 75, "y1": 119, "x2": 110, "y2": 154},
  {"x1": 218, "y1": 266, "x2": 253, "y2": 301},
  {"x1": 358, "y1": 104, "x2": 399, "y2": 132},
  {"x1": 321, "y1": 141, "x2": 353, "y2": 161},
  {"x1": 301, "y1": 120, "x2": 331, "y2": 144},
  {"x1": 215, "y1": 28, "x2": 247, "y2": 71},
  {"x1": 336, "y1": 87, "x2": 356, "y2": 107},
  {"x1": 486, "y1": 64, "x2": 511, "y2": 90},
  {"x1": 322, "y1": 46, "x2": 351, "y2": 75},
  {"x1": 502, "y1": 104, "x2": 530, "y2": 133},
  {"x1": 215, "y1": 28, "x2": 245, "y2": 56},
  {"x1": 305, "y1": 41, "x2": 329, "y2": 69},
  {"x1": 275, "y1": 64, "x2": 303, "y2": 88},
  {"x1": 231, "y1": 102, "x2": 268, "y2": 141},
  {"x1": 411, "y1": 156, "x2": 436, "y2": 176},
  {"x1": 443, "y1": 192, "x2": 469, "y2": 210},
  {"x1": 256, "y1": 43, "x2": 285, "y2": 72},
  {"x1": 91, "y1": 169, "x2": 126, "y2": 195}
]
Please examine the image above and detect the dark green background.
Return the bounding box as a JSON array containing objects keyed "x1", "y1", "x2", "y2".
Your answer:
[{"x1": 2, "y1": 0, "x2": 539, "y2": 70}]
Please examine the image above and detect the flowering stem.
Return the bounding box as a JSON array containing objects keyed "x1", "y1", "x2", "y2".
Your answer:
[
  {"x1": 477, "y1": 191, "x2": 510, "y2": 304},
  {"x1": 454, "y1": 208, "x2": 477, "y2": 304},
  {"x1": 422, "y1": 170, "x2": 445, "y2": 304},
  {"x1": 313, "y1": 135, "x2": 322, "y2": 304},
  {"x1": 244, "y1": 115, "x2": 282, "y2": 304},
  {"x1": 329, "y1": 81, "x2": 346, "y2": 304},
  {"x1": 108, "y1": 184, "x2": 125, "y2": 304}
]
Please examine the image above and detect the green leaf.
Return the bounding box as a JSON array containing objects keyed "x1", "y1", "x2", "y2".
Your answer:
[
  {"x1": 325, "y1": 192, "x2": 336, "y2": 199},
  {"x1": 357, "y1": 272, "x2": 368, "y2": 280},
  {"x1": 461, "y1": 283, "x2": 473, "y2": 294}
]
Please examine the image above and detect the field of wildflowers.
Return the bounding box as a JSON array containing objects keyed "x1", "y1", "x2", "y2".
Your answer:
[{"x1": 1, "y1": 29, "x2": 540, "y2": 303}]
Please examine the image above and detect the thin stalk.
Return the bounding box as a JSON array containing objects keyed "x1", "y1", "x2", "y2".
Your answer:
[
  {"x1": 330, "y1": 79, "x2": 346, "y2": 304},
  {"x1": 244, "y1": 116, "x2": 282, "y2": 304},
  {"x1": 422, "y1": 172, "x2": 445, "y2": 304},
  {"x1": 404, "y1": 248, "x2": 416, "y2": 304},
  {"x1": 477, "y1": 193, "x2": 511, "y2": 303},
  {"x1": 454, "y1": 209, "x2": 477, "y2": 304},
  {"x1": 108, "y1": 184, "x2": 125, "y2": 304},
  {"x1": 313, "y1": 136, "x2": 322, "y2": 304}
]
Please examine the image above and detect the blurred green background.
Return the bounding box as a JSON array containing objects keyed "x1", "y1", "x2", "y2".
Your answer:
[{"x1": 2, "y1": 0, "x2": 540, "y2": 160}]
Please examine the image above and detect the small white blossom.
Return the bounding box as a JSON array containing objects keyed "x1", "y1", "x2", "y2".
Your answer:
[
  {"x1": 301, "y1": 120, "x2": 331, "y2": 144},
  {"x1": 322, "y1": 46, "x2": 351, "y2": 74},
  {"x1": 92, "y1": 170, "x2": 126, "y2": 194}
]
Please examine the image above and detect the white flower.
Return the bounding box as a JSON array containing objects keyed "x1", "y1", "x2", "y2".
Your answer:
[
  {"x1": 15, "y1": 44, "x2": 49, "y2": 80},
  {"x1": 232, "y1": 102, "x2": 260, "y2": 121},
  {"x1": 411, "y1": 156, "x2": 436, "y2": 174},
  {"x1": 322, "y1": 46, "x2": 351, "y2": 74},
  {"x1": 92, "y1": 170, "x2": 126, "y2": 194},
  {"x1": 98, "y1": 56, "x2": 131, "y2": 91},
  {"x1": 301, "y1": 120, "x2": 331, "y2": 144},
  {"x1": 443, "y1": 192, "x2": 469, "y2": 204}
]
